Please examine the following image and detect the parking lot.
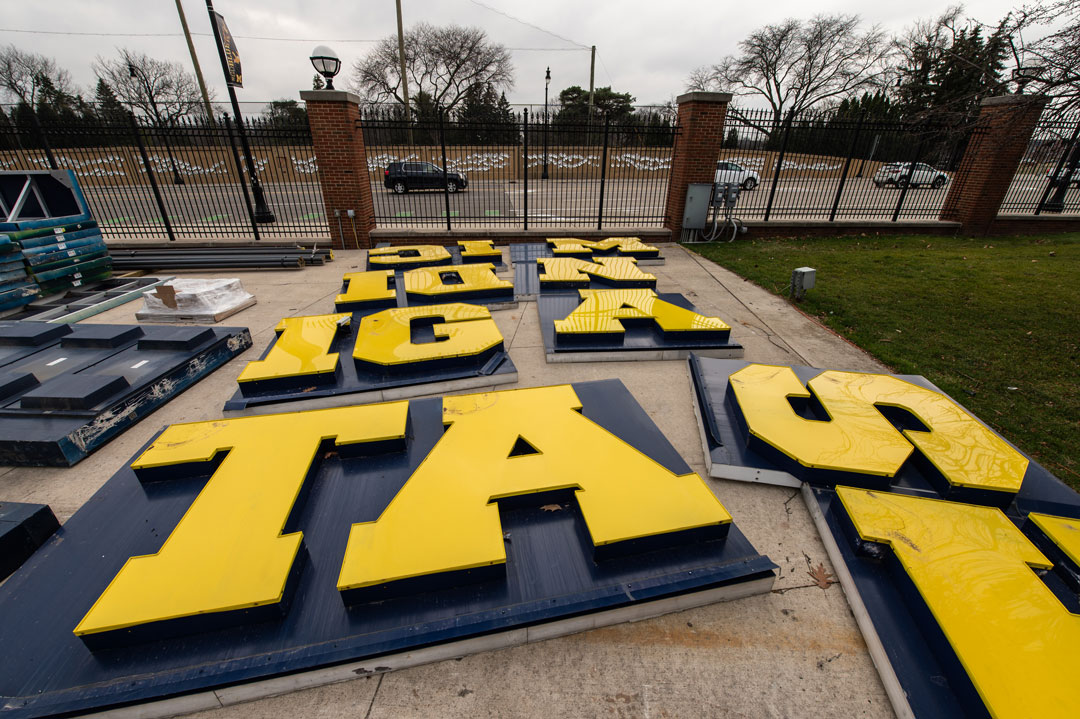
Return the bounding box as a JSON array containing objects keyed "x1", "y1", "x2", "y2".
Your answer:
[{"x1": 82, "y1": 173, "x2": 1080, "y2": 240}]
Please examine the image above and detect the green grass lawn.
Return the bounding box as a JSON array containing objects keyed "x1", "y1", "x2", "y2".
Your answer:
[{"x1": 688, "y1": 233, "x2": 1080, "y2": 489}]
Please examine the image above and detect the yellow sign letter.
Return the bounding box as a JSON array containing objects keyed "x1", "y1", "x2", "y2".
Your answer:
[
  {"x1": 554, "y1": 289, "x2": 731, "y2": 338},
  {"x1": 335, "y1": 270, "x2": 396, "y2": 311},
  {"x1": 338, "y1": 384, "x2": 730, "y2": 596},
  {"x1": 538, "y1": 257, "x2": 656, "y2": 287},
  {"x1": 75, "y1": 403, "x2": 409, "y2": 640},
  {"x1": 368, "y1": 244, "x2": 451, "y2": 268},
  {"x1": 352, "y1": 303, "x2": 503, "y2": 366},
  {"x1": 729, "y1": 364, "x2": 1028, "y2": 494},
  {"x1": 458, "y1": 240, "x2": 501, "y2": 262},
  {"x1": 403, "y1": 263, "x2": 513, "y2": 299},
  {"x1": 237, "y1": 314, "x2": 350, "y2": 386},
  {"x1": 838, "y1": 487, "x2": 1080, "y2": 718}
]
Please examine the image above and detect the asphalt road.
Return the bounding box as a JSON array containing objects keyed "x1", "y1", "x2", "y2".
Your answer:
[{"x1": 80, "y1": 176, "x2": 1080, "y2": 240}]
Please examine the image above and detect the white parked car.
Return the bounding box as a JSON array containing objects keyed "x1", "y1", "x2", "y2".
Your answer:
[
  {"x1": 873, "y1": 162, "x2": 949, "y2": 189},
  {"x1": 715, "y1": 161, "x2": 760, "y2": 190}
]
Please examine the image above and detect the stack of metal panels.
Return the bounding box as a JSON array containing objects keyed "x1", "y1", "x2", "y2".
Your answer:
[
  {"x1": 17, "y1": 220, "x2": 111, "y2": 295},
  {"x1": 0, "y1": 170, "x2": 112, "y2": 299},
  {"x1": 0, "y1": 235, "x2": 36, "y2": 312}
]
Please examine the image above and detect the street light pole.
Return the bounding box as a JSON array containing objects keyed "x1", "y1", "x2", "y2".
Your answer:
[
  {"x1": 174, "y1": 0, "x2": 215, "y2": 125},
  {"x1": 205, "y1": 0, "x2": 274, "y2": 223},
  {"x1": 542, "y1": 67, "x2": 550, "y2": 180}
]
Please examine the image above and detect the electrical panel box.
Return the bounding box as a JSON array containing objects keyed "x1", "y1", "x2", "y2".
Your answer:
[
  {"x1": 682, "y1": 183, "x2": 713, "y2": 230},
  {"x1": 793, "y1": 267, "x2": 816, "y2": 290},
  {"x1": 791, "y1": 267, "x2": 816, "y2": 300}
]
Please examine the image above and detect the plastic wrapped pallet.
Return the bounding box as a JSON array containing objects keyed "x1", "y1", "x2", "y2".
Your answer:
[{"x1": 136, "y1": 278, "x2": 256, "y2": 323}]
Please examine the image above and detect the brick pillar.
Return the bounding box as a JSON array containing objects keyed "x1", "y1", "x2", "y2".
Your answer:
[
  {"x1": 299, "y1": 89, "x2": 377, "y2": 249},
  {"x1": 663, "y1": 92, "x2": 732, "y2": 240},
  {"x1": 940, "y1": 94, "x2": 1047, "y2": 235}
]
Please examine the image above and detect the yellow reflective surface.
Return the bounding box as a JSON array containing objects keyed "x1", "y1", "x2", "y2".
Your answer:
[
  {"x1": 403, "y1": 263, "x2": 513, "y2": 296},
  {"x1": 335, "y1": 270, "x2": 396, "y2": 308},
  {"x1": 547, "y1": 238, "x2": 595, "y2": 255},
  {"x1": 1029, "y1": 514, "x2": 1080, "y2": 568},
  {"x1": 458, "y1": 240, "x2": 501, "y2": 259},
  {"x1": 591, "y1": 237, "x2": 660, "y2": 255},
  {"x1": 729, "y1": 364, "x2": 1028, "y2": 491},
  {"x1": 838, "y1": 487, "x2": 1080, "y2": 719},
  {"x1": 338, "y1": 384, "x2": 731, "y2": 591},
  {"x1": 547, "y1": 237, "x2": 658, "y2": 257},
  {"x1": 368, "y1": 245, "x2": 452, "y2": 266},
  {"x1": 74, "y1": 402, "x2": 409, "y2": 636},
  {"x1": 554, "y1": 289, "x2": 731, "y2": 335},
  {"x1": 538, "y1": 257, "x2": 656, "y2": 285},
  {"x1": 353, "y1": 303, "x2": 503, "y2": 365},
  {"x1": 237, "y1": 314, "x2": 349, "y2": 383}
]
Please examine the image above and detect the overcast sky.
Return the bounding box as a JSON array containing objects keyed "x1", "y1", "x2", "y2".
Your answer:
[{"x1": 3, "y1": 0, "x2": 1027, "y2": 108}]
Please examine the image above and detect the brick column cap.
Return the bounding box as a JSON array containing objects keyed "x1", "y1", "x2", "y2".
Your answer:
[
  {"x1": 675, "y1": 91, "x2": 733, "y2": 105},
  {"x1": 300, "y1": 89, "x2": 362, "y2": 104},
  {"x1": 980, "y1": 94, "x2": 1048, "y2": 108}
]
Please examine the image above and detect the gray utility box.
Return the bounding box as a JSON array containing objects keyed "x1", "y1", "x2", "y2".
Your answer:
[{"x1": 683, "y1": 183, "x2": 714, "y2": 230}]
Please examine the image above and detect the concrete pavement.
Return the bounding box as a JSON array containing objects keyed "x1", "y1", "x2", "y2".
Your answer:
[{"x1": 1, "y1": 244, "x2": 894, "y2": 718}]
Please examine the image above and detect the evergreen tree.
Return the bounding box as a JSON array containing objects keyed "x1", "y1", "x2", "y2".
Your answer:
[
  {"x1": 554, "y1": 85, "x2": 635, "y2": 125},
  {"x1": 894, "y1": 16, "x2": 1009, "y2": 122},
  {"x1": 94, "y1": 79, "x2": 129, "y2": 125}
]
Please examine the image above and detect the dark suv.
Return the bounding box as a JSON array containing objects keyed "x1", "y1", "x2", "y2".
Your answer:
[{"x1": 384, "y1": 161, "x2": 468, "y2": 194}]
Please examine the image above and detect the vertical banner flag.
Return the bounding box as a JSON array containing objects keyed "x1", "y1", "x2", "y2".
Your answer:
[{"x1": 213, "y1": 13, "x2": 243, "y2": 87}]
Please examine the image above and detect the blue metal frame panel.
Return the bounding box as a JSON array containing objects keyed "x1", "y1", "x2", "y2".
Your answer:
[
  {"x1": 0, "y1": 379, "x2": 775, "y2": 718},
  {"x1": 0, "y1": 170, "x2": 92, "y2": 232},
  {"x1": 0, "y1": 502, "x2": 59, "y2": 580},
  {"x1": 0, "y1": 323, "x2": 252, "y2": 466}
]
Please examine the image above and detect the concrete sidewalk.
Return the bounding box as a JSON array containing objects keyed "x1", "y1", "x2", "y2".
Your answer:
[{"x1": 0, "y1": 244, "x2": 894, "y2": 719}]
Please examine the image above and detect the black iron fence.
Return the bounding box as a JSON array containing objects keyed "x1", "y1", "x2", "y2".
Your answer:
[
  {"x1": 718, "y1": 107, "x2": 974, "y2": 221},
  {"x1": 0, "y1": 109, "x2": 328, "y2": 241},
  {"x1": 361, "y1": 106, "x2": 677, "y2": 229},
  {"x1": 1000, "y1": 112, "x2": 1080, "y2": 215}
]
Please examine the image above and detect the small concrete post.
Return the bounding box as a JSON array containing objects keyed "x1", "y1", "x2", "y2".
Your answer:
[
  {"x1": 663, "y1": 92, "x2": 732, "y2": 241},
  {"x1": 300, "y1": 89, "x2": 377, "y2": 249},
  {"x1": 940, "y1": 95, "x2": 1048, "y2": 236}
]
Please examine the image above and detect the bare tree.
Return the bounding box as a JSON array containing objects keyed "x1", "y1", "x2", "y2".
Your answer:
[
  {"x1": 689, "y1": 15, "x2": 890, "y2": 124},
  {"x1": 350, "y1": 23, "x2": 513, "y2": 112},
  {"x1": 0, "y1": 45, "x2": 73, "y2": 105},
  {"x1": 1007, "y1": 1, "x2": 1080, "y2": 114},
  {"x1": 93, "y1": 49, "x2": 208, "y2": 124},
  {"x1": 684, "y1": 66, "x2": 716, "y2": 93},
  {"x1": 892, "y1": 5, "x2": 966, "y2": 107}
]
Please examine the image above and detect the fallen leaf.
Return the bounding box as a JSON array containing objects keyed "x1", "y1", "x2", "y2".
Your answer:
[
  {"x1": 807, "y1": 563, "x2": 836, "y2": 589},
  {"x1": 540, "y1": 504, "x2": 563, "y2": 512}
]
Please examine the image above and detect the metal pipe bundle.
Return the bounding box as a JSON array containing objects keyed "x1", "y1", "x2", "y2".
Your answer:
[{"x1": 109, "y1": 246, "x2": 334, "y2": 271}]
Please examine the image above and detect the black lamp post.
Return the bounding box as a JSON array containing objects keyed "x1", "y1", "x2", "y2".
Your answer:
[
  {"x1": 310, "y1": 46, "x2": 341, "y2": 90},
  {"x1": 205, "y1": 0, "x2": 274, "y2": 223},
  {"x1": 542, "y1": 66, "x2": 550, "y2": 180}
]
